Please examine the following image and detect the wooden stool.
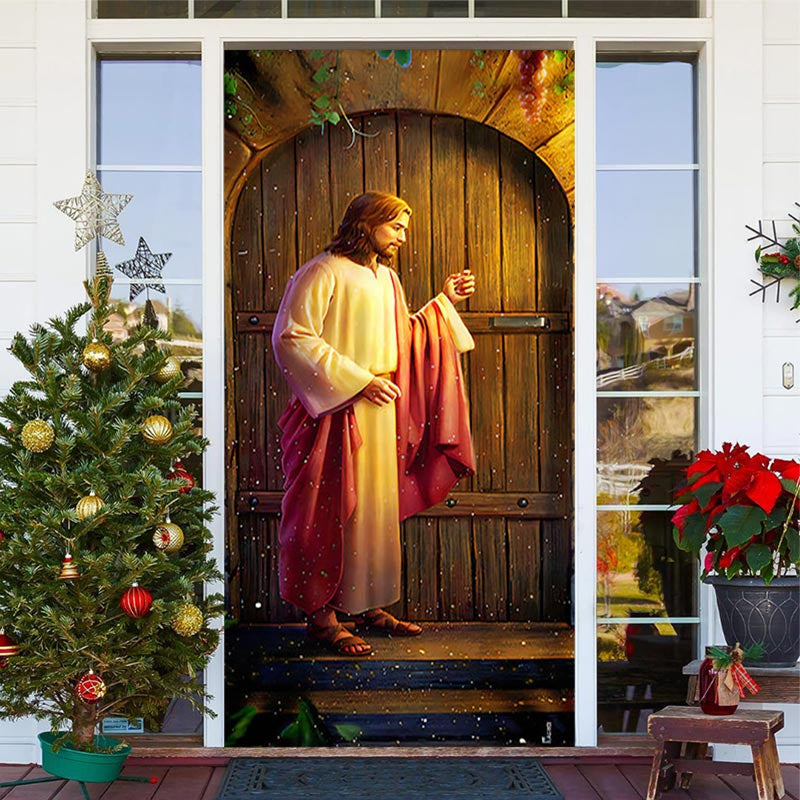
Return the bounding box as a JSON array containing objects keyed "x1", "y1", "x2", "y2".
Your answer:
[{"x1": 646, "y1": 705, "x2": 785, "y2": 800}]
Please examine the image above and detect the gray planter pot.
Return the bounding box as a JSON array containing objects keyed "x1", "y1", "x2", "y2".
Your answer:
[{"x1": 707, "y1": 575, "x2": 800, "y2": 668}]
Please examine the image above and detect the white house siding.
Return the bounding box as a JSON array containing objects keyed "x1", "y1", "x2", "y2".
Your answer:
[{"x1": 0, "y1": 0, "x2": 41, "y2": 764}]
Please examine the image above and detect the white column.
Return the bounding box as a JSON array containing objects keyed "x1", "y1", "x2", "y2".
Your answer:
[
  {"x1": 201, "y1": 33, "x2": 226, "y2": 749},
  {"x1": 573, "y1": 32, "x2": 598, "y2": 748}
]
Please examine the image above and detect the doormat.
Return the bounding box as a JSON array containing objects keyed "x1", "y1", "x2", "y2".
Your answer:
[{"x1": 217, "y1": 757, "x2": 563, "y2": 799}]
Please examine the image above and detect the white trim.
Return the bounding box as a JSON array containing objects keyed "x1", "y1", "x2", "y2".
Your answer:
[
  {"x1": 597, "y1": 617, "x2": 700, "y2": 625},
  {"x1": 599, "y1": 276, "x2": 700, "y2": 282},
  {"x1": 597, "y1": 391, "x2": 700, "y2": 398},
  {"x1": 596, "y1": 505, "x2": 675, "y2": 511},
  {"x1": 573, "y1": 31, "x2": 597, "y2": 749},
  {"x1": 200, "y1": 33, "x2": 226, "y2": 750}
]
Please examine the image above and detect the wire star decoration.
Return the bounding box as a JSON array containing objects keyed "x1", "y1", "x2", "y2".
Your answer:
[
  {"x1": 53, "y1": 172, "x2": 133, "y2": 251},
  {"x1": 114, "y1": 237, "x2": 172, "y2": 301}
]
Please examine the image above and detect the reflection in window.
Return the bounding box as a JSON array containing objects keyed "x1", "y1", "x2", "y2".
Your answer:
[
  {"x1": 597, "y1": 511, "x2": 697, "y2": 619},
  {"x1": 195, "y1": 0, "x2": 280, "y2": 16},
  {"x1": 596, "y1": 283, "x2": 697, "y2": 391},
  {"x1": 96, "y1": 0, "x2": 187, "y2": 17},
  {"x1": 384, "y1": 0, "x2": 469, "y2": 14},
  {"x1": 287, "y1": 0, "x2": 373, "y2": 15},
  {"x1": 597, "y1": 171, "x2": 696, "y2": 280},
  {"x1": 597, "y1": 397, "x2": 695, "y2": 503},
  {"x1": 598, "y1": 622, "x2": 695, "y2": 733}
]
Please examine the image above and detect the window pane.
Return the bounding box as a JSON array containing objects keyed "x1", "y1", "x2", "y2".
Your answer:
[
  {"x1": 572, "y1": 0, "x2": 698, "y2": 17},
  {"x1": 597, "y1": 171, "x2": 695, "y2": 279},
  {"x1": 96, "y1": 0, "x2": 188, "y2": 17},
  {"x1": 597, "y1": 511, "x2": 697, "y2": 619},
  {"x1": 597, "y1": 396, "x2": 695, "y2": 504},
  {"x1": 476, "y1": 0, "x2": 561, "y2": 15},
  {"x1": 383, "y1": 0, "x2": 468, "y2": 14},
  {"x1": 106, "y1": 283, "x2": 203, "y2": 390},
  {"x1": 196, "y1": 0, "x2": 280, "y2": 15},
  {"x1": 597, "y1": 61, "x2": 694, "y2": 165},
  {"x1": 288, "y1": 0, "x2": 373, "y2": 15},
  {"x1": 97, "y1": 171, "x2": 202, "y2": 281},
  {"x1": 598, "y1": 622, "x2": 696, "y2": 733},
  {"x1": 98, "y1": 60, "x2": 201, "y2": 166},
  {"x1": 597, "y1": 282, "x2": 696, "y2": 391}
]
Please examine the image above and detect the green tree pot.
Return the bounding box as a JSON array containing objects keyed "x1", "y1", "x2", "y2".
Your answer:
[
  {"x1": 707, "y1": 575, "x2": 800, "y2": 668},
  {"x1": 38, "y1": 732, "x2": 131, "y2": 783}
]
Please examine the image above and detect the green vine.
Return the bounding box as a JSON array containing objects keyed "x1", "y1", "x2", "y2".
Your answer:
[
  {"x1": 224, "y1": 67, "x2": 270, "y2": 138},
  {"x1": 552, "y1": 49, "x2": 575, "y2": 105}
]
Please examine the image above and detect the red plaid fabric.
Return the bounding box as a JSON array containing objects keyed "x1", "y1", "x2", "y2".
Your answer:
[{"x1": 729, "y1": 662, "x2": 760, "y2": 697}]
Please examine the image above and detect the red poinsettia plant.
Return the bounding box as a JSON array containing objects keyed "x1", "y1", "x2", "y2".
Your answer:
[{"x1": 672, "y1": 443, "x2": 800, "y2": 583}]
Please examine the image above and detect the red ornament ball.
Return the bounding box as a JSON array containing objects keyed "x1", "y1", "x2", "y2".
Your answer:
[
  {"x1": 76, "y1": 670, "x2": 107, "y2": 703},
  {"x1": 120, "y1": 584, "x2": 153, "y2": 618},
  {"x1": 168, "y1": 460, "x2": 195, "y2": 494}
]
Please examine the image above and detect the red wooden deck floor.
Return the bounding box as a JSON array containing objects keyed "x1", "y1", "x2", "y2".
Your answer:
[{"x1": 0, "y1": 758, "x2": 798, "y2": 800}]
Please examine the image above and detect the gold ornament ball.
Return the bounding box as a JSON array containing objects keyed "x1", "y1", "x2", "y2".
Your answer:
[
  {"x1": 82, "y1": 340, "x2": 112, "y2": 372},
  {"x1": 153, "y1": 521, "x2": 184, "y2": 553},
  {"x1": 171, "y1": 603, "x2": 204, "y2": 637},
  {"x1": 21, "y1": 419, "x2": 54, "y2": 453},
  {"x1": 76, "y1": 492, "x2": 105, "y2": 520},
  {"x1": 153, "y1": 356, "x2": 182, "y2": 384},
  {"x1": 142, "y1": 415, "x2": 173, "y2": 445}
]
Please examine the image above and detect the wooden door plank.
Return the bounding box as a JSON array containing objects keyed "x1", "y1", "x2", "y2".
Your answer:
[
  {"x1": 431, "y1": 115, "x2": 467, "y2": 285},
  {"x1": 465, "y1": 120, "x2": 501, "y2": 312},
  {"x1": 231, "y1": 165, "x2": 264, "y2": 312},
  {"x1": 403, "y1": 518, "x2": 440, "y2": 620},
  {"x1": 237, "y1": 515, "x2": 269, "y2": 624},
  {"x1": 578, "y1": 764, "x2": 643, "y2": 800},
  {"x1": 500, "y1": 136, "x2": 537, "y2": 312},
  {"x1": 508, "y1": 519, "x2": 542, "y2": 621},
  {"x1": 261, "y1": 138, "x2": 298, "y2": 310},
  {"x1": 473, "y1": 518, "x2": 508, "y2": 621},
  {"x1": 504, "y1": 334, "x2": 540, "y2": 492},
  {"x1": 536, "y1": 158, "x2": 572, "y2": 313},
  {"x1": 397, "y1": 111, "x2": 433, "y2": 306},
  {"x1": 267, "y1": 518, "x2": 301, "y2": 622},
  {"x1": 265, "y1": 341, "x2": 291, "y2": 492},
  {"x1": 329, "y1": 114, "x2": 365, "y2": 228},
  {"x1": 470, "y1": 334, "x2": 505, "y2": 493},
  {"x1": 295, "y1": 129, "x2": 333, "y2": 266},
  {"x1": 362, "y1": 112, "x2": 397, "y2": 196},
  {"x1": 234, "y1": 333, "x2": 266, "y2": 493},
  {"x1": 439, "y1": 520, "x2": 474, "y2": 621}
]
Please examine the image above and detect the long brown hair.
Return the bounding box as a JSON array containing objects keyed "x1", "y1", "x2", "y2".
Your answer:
[{"x1": 326, "y1": 191, "x2": 411, "y2": 265}]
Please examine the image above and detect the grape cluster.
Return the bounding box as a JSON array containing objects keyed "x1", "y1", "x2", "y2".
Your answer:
[{"x1": 516, "y1": 50, "x2": 549, "y2": 125}]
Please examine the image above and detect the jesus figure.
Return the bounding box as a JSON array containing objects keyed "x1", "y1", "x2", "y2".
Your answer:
[{"x1": 272, "y1": 191, "x2": 476, "y2": 656}]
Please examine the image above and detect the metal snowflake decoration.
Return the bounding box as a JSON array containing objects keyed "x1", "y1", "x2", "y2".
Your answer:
[
  {"x1": 747, "y1": 202, "x2": 800, "y2": 321},
  {"x1": 53, "y1": 172, "x2": 133, "y2": 251},
  {"x1": 114, "y1": 237, "x2": 172, "y2": 301}
]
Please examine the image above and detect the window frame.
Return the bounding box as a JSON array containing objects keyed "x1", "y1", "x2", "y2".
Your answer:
[{"x1": 51, "y1": 3, "x2": 760, "y2": 749}]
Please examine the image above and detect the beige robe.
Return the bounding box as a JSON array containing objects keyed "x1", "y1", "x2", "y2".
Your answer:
[{"x1": 272, "y1": 252, "x2": 473, "y2": 614}]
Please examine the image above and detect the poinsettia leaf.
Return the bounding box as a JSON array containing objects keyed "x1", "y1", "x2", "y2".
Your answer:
[
  {"x1": 333, "y1": 723, "x2": 361, "y2": 742},
  {"x1": 786, "y1": 528, "x2": 800, "y2": 562},
  {"x1": 746, "y1": 543, "x2": 773, "y2": 573},
  {"x1": 725, "y1": 561, "x2": 743, "y2": 580},
  {"x1": 764, "y1": 503, "x2": 788, "y2": 532},
  {"x1": 781, "y1": 478, "x2": 800, "y2": 493},
  {"x1": 746, "y1": 469, "x2": 782, "y2": 513},
  {"x1": 675, "y1": 514, "x2": 706, "y2": 552},
  {"x1": 719, "y1": 505, "x2": 768, "y2": 547},
  {"x1": 761, "y1": 560, "x2": 775, "y2": 585},
  {"x1": 693, "y1": 481, "x2": 723, "y2": 511}
]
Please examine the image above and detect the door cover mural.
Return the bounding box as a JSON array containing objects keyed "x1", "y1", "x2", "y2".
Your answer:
[{"x1": 224, "y1": 48, "x2": 575, "y2": 746}]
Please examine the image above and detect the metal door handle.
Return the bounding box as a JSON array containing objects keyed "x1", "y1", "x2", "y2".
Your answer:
[{"x1": 489, "y1": 316, "x2": 549, "y2": 329}]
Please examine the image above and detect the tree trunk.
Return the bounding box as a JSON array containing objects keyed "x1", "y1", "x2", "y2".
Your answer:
[{"x1": 71, "y1": 701, "x2": 98, "y2": 750}]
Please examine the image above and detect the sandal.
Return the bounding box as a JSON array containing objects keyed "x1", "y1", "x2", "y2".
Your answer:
[
  {"x1": 307, "y1": 622, "x2": 372, "y2": 657},
  {"x1": 357, "y1": 609, "x2": 422, "y2": 637}
]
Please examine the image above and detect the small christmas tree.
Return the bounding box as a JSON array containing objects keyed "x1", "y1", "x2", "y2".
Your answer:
[{"x1": 0, "y1": 243, "x2": 222, "y2": 750}]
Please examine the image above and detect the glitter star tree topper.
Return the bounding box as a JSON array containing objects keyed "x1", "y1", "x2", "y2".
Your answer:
[{"x1": 54, "y1": 172, "x2": 133, "y2": 251}]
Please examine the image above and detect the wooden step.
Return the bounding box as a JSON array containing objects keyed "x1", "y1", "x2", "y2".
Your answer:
[
  {"x1": 226, "y1": 622, "x2": 575, "y2": 692},
  {"x1": 245, "y1": 688, "x2": 574, "y2": 715}
]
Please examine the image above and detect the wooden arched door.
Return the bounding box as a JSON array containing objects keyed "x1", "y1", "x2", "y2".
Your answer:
[{"x1": 227, "y1": 110, "x2": 572, "y2": 626}]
